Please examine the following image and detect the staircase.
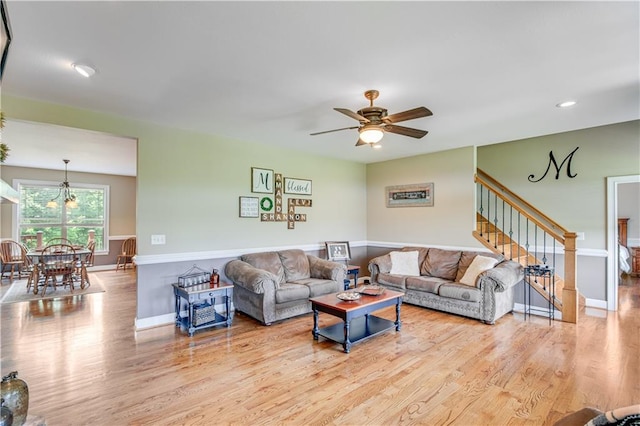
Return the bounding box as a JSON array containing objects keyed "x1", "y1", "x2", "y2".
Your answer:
[{"x1": 474, "y1": 169, "x2": 578, "y2": 323}]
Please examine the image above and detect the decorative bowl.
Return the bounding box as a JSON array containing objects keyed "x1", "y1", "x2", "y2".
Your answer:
[{"x1": 336, "y1": 291, "x2": 361, "y2": 301}]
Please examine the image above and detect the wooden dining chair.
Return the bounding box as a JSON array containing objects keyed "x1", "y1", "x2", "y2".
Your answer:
[
  {"x1": 0, "y1": 240, "x2": 29, "y2": 283},
  {"x1": 116, "y1": 237, "x2": 136, "y2": 271},
  {"x1": 39, "y1": 244, "x2": 77, "y2": 296},
  {"x1": 77, "y1": 240, "x2": 95, "y2": 288}
]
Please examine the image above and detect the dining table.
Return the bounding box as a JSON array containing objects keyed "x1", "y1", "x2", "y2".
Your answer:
[{"x1": 26, "y1": 246, "x2": 93, "y2": 295}]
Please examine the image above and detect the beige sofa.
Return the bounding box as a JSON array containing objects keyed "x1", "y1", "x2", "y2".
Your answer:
[
  {"x1": 225, "y1": 249, "x2": 347, "y2": 325},
  {"x1": 368, "y1": 247, "x2": 524, "y2": 324}
]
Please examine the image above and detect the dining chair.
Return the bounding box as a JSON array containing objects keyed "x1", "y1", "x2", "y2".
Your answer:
[
  {"x1": 116, "y1": 237, "x2": 136, "y2": 271},
  {"x1": 77, "y1": 240, "x2": 96, "y2": 288},
  {"x1": 39, "y1": 244, "x2": 77, "y2": 296},
  {"x1": 0, "y1": 240, "x2": 29, "y2": 283}
]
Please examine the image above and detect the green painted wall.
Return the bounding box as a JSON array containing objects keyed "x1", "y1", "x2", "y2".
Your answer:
[
  {"x1": 478, "y1": 120, "x2": 640, "y2": 250},
  {"x1": 366, "y1": 146, "x2": 480, "y2": 248},
  {"x1": 2, "y1": 96, "x2": 367, "y2": 254}
]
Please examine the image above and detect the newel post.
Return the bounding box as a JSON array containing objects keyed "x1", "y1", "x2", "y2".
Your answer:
[{"x1": 562, "y1": 232, "x2": 578, "y2": 323}]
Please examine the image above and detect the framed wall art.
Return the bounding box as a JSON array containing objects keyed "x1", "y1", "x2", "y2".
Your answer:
[
  {"x1": 251, "y1": 167, "x2": 274, "y2": 193},
  {"x1": 325, "y1": 241, "x2": 351, "y2": 262},
  {"x1": 284, "y1": 177, "x2": 312, "y2": 195},
  {"x1": 386, "y1": 183, "x2": 434, "y2": 207},
  {"x1": 239, "y1": 196, "x2": 259, "y2": 218}
]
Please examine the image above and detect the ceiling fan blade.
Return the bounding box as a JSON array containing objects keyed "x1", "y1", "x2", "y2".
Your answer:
[
  {"x1": 355, "y1": 138, "x2": 367, "y2": 147},
  {"x1": 383, "y1": 106, "x2": 433, "y2": 124},
  {"x1": 384, "y1": 124, "x2": 428, "y2": 139},
  {"x1": 334, "y1": 108, "x2": 370, "y2": 123},
  {"x1": 310, "y1": 126, "x2": 359, "y2": 136}
]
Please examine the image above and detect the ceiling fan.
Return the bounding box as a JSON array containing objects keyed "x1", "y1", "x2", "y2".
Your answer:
[{"x1": 310, "y1": 90, "x2": 433, "y2": 147}]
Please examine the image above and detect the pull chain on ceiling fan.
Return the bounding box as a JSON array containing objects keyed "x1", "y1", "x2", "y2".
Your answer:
[{"x1": 310, "y1": 90, "x2": 433, "y2": 147}]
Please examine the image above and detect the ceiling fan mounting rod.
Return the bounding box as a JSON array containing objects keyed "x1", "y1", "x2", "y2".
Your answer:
[{"x1": 364, "y1": 90, "x2": 379, "y2": 107}]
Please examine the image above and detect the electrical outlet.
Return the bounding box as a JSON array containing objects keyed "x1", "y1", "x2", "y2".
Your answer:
[
  {"x1": 576, "y1": 232, "x2": 585, "y2": 241},
  {"x1": 151, "y1": 234, "x2": 166, "y2": 245}
]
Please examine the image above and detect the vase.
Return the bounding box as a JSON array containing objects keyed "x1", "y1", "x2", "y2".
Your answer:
[
  {"x1": 1, "y1": 372, "x2": 28, "y2": 426},
  {"x1": 0, "y1": 398, "x2": 13, "y2": 426}
]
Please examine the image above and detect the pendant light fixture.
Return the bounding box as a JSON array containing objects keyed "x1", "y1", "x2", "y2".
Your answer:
[{"x1": 46, "y1": 159, "x2": 78, "y2": 209}]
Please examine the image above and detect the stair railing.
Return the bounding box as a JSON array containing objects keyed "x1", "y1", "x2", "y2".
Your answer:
[{"x1": 475, "y1": 169, "x2": 578, "y2": 323}]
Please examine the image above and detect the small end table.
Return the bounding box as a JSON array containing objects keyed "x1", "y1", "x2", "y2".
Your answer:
[
  {"x1": 344, "y1": 265, "x2": 360, "y2": 290},
  {"x1": 172, "y1": 282, "x2": 233, "y2": 336}
]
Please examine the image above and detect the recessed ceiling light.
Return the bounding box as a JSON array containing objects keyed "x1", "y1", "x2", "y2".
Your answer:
[
  {"x1": 72, "y1": 63, "x2": 96, "y2": 78},
  {"x1": 556, "y1": 100, "x2": 577, "y2": 108}
]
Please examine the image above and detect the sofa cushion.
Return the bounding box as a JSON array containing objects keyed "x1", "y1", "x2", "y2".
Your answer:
[
  {"x1": 401, "y1": 247, "x2": 429, "y2": 270},
  {"x1": 390, "y1": 250, "x2": 420, "y2": 276},
  {"x1": 376, "y1": 273, "x2": 407, "y2": 290},
  {"x1": 405, "y1": 276, "x2": 449, "y2": 294},
  {"x1": 460, "y1": 255, "x2": 500, "y2": 287},
  {"x1": 438, "y1": 283, "x2": 481, "y2": 303},
  {"x1": 290, "y1": 278, "x2": 338, "y2": 297},
  {"x1": 275, "y1": 283, "x2": 310, "y2": 304},
  {"x1": 456, "y1": 251, "x2": 505, "y2": 282},
  {"x1": 422, "y1": 248, "x2": 462, "y2": 280},
  {"x1": 242, "y1": 251, "x2": 286, "y2": 284},
  {"x1": 278, "y1": 249, "x2": 311, "y2": 281}
]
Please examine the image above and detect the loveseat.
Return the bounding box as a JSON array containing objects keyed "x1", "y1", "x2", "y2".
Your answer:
[
  {"x1": 368, "y1": 247, "x2": 524, "y2": 324},
  {"x1": 225, "y1": 249, "x2": 347, "y2": 325}
]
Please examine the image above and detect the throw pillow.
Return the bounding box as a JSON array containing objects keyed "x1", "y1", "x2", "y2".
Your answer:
[
  {"x1": 459, "y1": 255, "x2": 499, "y2": 286},
  {"x1": 389, "y1": 250, "x2": 420, "y2": 276}
]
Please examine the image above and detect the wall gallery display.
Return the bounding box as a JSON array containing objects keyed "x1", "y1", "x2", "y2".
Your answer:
[
  {"x1": 386, "y1": 183, "x2": 434, "y2": 207},
  {"x1": 284, "y1": 177, "x2": 312, "y2": 195},
  {"x1": 251, "y1": 167, "x2": 274, "y2": 193},
  {"x1": 239, "y1": 196, "x2": 259, "y2": 218}
]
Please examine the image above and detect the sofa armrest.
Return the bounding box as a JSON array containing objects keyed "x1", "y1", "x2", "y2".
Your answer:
[
  {"x1": 368, "y1": 254, "x2": 392, "y2": 279},
  {"x1": 224, "y1": 259, "x2": 279, "y2": 294},
  {"x1": 308, "y1": 255, "x2": 347, "y2": 282},
  {"x1": 478, "y1": 260, "x2": 524, "y2": 292}
]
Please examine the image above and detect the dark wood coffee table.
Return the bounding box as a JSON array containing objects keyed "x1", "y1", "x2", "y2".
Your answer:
[{"x1": 310, "y1": 289, "x2": 403, "y2": 353}]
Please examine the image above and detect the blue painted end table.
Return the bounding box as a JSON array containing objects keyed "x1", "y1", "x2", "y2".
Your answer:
[{"x1": 172, "y1": 282, "x2": 233, "y2": 336}]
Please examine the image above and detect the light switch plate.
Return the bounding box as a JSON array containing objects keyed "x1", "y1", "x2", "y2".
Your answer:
[{"x1": 151, "y1": 234, "x2": 166, "y2": 245}]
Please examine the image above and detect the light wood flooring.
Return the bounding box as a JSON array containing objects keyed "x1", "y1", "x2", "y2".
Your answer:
[{"x1": 1, "y1": 271, "x2": 638, "y2": 425}]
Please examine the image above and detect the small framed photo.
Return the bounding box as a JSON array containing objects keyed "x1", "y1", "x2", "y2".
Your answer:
[
  {"x1": 386, "y1": 183, "x2": 434, "y2": 208},
  {"x1": 239, "y1": 196, "x2": 259, "y2": 218},
  {"x1": 325, "y1": 241, "x2": 351, "y2": 262},
  {"x1": 284, "y1": 177, "x2": 312, "y2": 195},
  {"x1": 251, "y1": 167, "x2": 274, "y2": 194}
]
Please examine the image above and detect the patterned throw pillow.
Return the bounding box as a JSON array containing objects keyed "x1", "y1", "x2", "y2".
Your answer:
[{"x1": 389, "y1": 250, "x2": 420, "y2": 276}]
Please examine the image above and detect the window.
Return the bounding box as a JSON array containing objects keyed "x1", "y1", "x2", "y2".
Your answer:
[{"x1": 16, "y1": 180, "x2": 109, "y2": 251}]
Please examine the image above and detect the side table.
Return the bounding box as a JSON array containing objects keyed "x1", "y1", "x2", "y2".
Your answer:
[
  {"x1": 172, "y1": 282, "x2": 233, "y2": 336},
  {"x1": 523, "y1": 264, "x2": 555, "y2": 324},
  {"x1": 344, "y1": 265, "x2": 360, "y2": 290}
]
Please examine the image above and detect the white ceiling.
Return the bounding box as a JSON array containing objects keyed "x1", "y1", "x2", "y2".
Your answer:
[{"x1": 1, "y1": 1, "x2": 638, "y2": 176}]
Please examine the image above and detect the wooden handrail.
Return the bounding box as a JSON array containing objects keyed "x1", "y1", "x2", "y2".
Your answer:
[{"x1": 476, "y1": 169, "x2": 569, "y2": 243}]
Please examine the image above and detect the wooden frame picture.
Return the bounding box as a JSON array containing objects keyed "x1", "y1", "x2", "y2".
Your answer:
[
  {"x1": 386, "y1": 183, "x2": 434, "y2": 208},
  {"x1": 0, "y1": 0, "x2": 12, "y2": 81},
  {"x1": 239, "y1": 196, "x2": 259, "y2": 218},
  {"x1": 251, "y1": 167, "x2": 274, "y2": 194},
  {"x1": 284, "y1": 177, "x2": 312, "y2": 195},
  {"x1": 326, "y1": 241, "x2": 351, "y2": 262}
]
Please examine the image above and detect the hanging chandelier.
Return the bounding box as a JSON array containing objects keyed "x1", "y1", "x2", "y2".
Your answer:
[{"x1": 46, "y1": 159, "x2": 78, "y2": 209}]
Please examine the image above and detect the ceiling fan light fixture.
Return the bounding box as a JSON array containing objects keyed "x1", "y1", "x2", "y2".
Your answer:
[
  {"x1": 72, "y1": 63, "x2": 96, "y2": 78},
  {"x1": 359, "y1": 125, "x2": 384, "y2": 144}
]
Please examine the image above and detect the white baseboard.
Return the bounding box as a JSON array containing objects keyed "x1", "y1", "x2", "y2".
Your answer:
[
  {"x1": 513, "y1": 302, "x2": 563, "y2": 321},
  {"x1": 135, "y1": 313, "x2": 175, "y2": 330},
  {"x1": 585, "y1": 298, "x2": 607, "y2": 310}
]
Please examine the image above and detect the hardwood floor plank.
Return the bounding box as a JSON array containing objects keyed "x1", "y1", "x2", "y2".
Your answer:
[{"x1": 1, "y1": 270, "x2": 639, "y2": 425}]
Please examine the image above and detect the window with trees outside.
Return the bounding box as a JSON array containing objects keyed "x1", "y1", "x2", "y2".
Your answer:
[{"x1": 17, "y1": 180, "x2": 109, "y2": 252}]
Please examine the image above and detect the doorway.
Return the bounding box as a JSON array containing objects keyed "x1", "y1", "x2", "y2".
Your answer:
[{"x1": 606, "y1": 175, "x2": 640, "y2": 310}]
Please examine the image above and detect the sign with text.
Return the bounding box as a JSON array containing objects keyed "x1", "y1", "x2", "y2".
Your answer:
[{"x1": 284, "y1": 177, "x2": 312, "y2": 195}]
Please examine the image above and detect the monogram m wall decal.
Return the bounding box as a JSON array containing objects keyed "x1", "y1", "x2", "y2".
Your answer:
[{"x1": 528, "y1": 147, "x2": 580, "y2": 183}]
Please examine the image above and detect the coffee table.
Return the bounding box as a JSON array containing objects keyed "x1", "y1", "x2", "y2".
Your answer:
[{"x1": 310, "y1": 288, "x2": 403, "y2": 353}]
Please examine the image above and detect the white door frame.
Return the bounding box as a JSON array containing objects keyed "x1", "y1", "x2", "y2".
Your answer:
[{"x1": 606, "y1": 174, "x2": 640, "y2": 311}]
